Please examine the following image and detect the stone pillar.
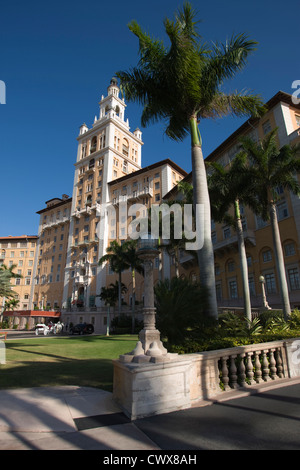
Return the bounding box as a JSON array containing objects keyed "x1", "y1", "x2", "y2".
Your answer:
[
  {"x1": 113, "y1": 241, "x2": 191, "y2": 420},
  {"x1": 120, "y1": 248, "x2": 171, "y2": 363}
]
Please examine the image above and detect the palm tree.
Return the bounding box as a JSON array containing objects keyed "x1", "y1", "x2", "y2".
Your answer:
[
  {"x1": 0, "y1": 270, "x2": 15, "y2": 298},
  {"x1": 239, "y1": 129, "x2": 300, "y2": 320},
  {"x1": 207, "y1": 153, "x2": 256, "y2": 322},
  {"x1": 100, "y1": 282, "x2": 127, "y2": 335},
  {"x1": 4, "y1": 297, "x2": 20, "y2": 311},
  {"x1": 122, "y1": 240, "x2": 144, "y2": 333},
  {"x1": 117, "y1": 2, "x2": 265, "y2": 318},
  {"x1": 99, "y1": 241, "x2": 129, "y2": 315}
]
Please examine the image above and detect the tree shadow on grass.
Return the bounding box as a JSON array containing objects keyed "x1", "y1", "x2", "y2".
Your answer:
[{"x1": 0, "y1": 358, "x2": 115, "y2": 392}]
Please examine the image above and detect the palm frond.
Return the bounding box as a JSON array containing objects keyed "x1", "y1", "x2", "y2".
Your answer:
[{"x1": 206, "y1": 33, "x2": 258, "y2": 85}]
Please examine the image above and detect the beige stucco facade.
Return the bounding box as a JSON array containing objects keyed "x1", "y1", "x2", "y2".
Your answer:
[
  {"x1": 168, "y1": 91, "x2": 300, "y2": 310},
  {"x1": 0, "y1": 235, "x2": 38, "y2": 311},
  {"x1": 33, "y1": 196, "x2": 71, "y2": 310},
  {"x1": 3, "y1": 86, "x2": 300, "y2": 330}
]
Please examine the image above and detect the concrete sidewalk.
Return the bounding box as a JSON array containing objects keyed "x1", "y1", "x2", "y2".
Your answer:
[
  {"x1": 0, "y1": 386, "x2": 159, "y2": 450},
  {"x1": 1, "y1": 378, "x2": 300, "y2": 450}
]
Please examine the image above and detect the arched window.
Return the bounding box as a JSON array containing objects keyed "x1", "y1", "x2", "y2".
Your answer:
[
  {"x1": 122, "y1": 138, "x2": 129, "y2": 157},
  {"x1": 90, "y1": 136, "x2": 97, "y2": 154},
  {"x1": 283, "y1": 240, "x2": 296, "y2": 257},
  {"x1": 227, "y1": 259, "x2": 235, "y2": 272}
]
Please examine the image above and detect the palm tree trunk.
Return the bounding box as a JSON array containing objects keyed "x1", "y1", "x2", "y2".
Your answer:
[
  {"x1": 131, "y1": 269, "x2": 136, "y2": 334},
  {"x1": 118, "y1": 272, "x2": 122, "y2": 316},
  {"x1": 235, "y1": 200, "x2": 251, "y2": 322},
  {"x1": 269, "y1": 202, "x2": 291, "y2": 320},
  {"x1": 190, "y1": 117, "x2": 218, "y2": 319},
  {"x1": 175, "y1": 247, "x2": 180, "y2": 278}
]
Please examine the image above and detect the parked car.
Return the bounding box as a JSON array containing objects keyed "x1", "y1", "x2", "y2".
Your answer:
[{"x1": 69, "y1": 323, "x2": 94, "y2": 335}]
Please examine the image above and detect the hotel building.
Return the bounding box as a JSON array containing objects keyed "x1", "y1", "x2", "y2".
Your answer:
[
  {"x1": 2, "y1": 84, "x2": 300, "y2": 330},
  {"x1": 0, "y1": 235, "x2": 38, "y2": 312},
  {"x1": 31, "y1": 79, "x2": 186, "y2": 331},
  {"x1": 166, "y1": 91, "x2": 300, "y2": 311}
]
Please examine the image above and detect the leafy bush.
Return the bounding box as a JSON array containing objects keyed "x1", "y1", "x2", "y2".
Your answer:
[
  {"x1": 289, "y1": 309, "x2": 300, "y2": 329},
  {"x1": 111, "y1": 315, "x2": 143, "y2": 334},
  {"x1": 154, "y1": 277, "x2": 209, "y2": 344},
  {"x1": 163, "y1": 308, "x2": 300, "y2": 354}
]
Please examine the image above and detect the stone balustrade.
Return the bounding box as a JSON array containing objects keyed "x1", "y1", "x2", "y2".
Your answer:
[
  {"x1": 187, "y1": 338, "x2": 300, "y2": 403},
  {"x1": 113, "y1": 337, "x2": 300, "y2": 420}
]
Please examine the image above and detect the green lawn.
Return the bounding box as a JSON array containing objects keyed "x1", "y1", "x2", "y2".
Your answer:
[{"x1": 0, "y1": 335, "x2": 138, "y2": 392}]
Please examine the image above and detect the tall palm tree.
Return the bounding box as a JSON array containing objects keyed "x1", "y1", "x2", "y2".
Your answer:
[
  {"x1": 99, "y1": 282, "x2": 127, "y2": 335},
  {"x1": 207, "y1": 153, "x2": 257, "y2": 322},
  {"x1": 117, "y1": 2, "x2": 265, "y2": 318},
  {"x1": 99, "y1": 241, "x2": 129, "y2": 315},
  {"x1": 239, "y1": 129, "x2": 300, "y2": 320}
]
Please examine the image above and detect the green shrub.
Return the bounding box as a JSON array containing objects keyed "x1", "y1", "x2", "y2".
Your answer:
[
  {"x1": 289, "y1": 309, "x2": 300, "y2": 329},
  {"x1": 111, "y1": 315, "x2": 143, "y2": 334},
  {"x1": 154, "y1": 277, "x2": 209, "y2": 345}
]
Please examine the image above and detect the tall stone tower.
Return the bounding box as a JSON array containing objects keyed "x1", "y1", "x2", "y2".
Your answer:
[{"x1": 62, "y1": 78, "x2": 143, "y2": 309}]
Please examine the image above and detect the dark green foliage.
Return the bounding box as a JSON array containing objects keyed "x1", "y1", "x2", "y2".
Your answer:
[
  {"x1": 164, "y1": 309, "x2": 300, "y2": 354},
  {"x1": 111, "y1": 315, "x2": 143, "y2": 335},
  {"x1": 154, "y1": 277, "x2": 209, "y2": 344}
]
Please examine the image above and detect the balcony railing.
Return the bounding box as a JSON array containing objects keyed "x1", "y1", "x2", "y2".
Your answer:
[
  {"x1": 186, "y1": 338, "x2": 300, "y2": 404},
  {"x1": 112, "y1": 187, "x2": 153, "y2": 205},
  {"x1": 213, "y1": 229, "x2": 256, "y2": 255}
]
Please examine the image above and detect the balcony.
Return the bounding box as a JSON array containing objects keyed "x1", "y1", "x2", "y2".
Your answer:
[
  {"x1": 213, "y1": 229, "x2": 256, "y2": 256},
  {"x1": 287, "y1": 127, "x2": 300, "y2": 144},
  {"x1": 74, "y1": 275, "x2": 87, "y2": 284},
  {"x1": 112, "y1": 187, "x2": 153, "y2": 205}
]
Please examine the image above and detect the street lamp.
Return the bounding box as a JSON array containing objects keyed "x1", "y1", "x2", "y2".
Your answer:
[
  {"x1": 135, "y1": 233, "x2": 168, "y2": 358},
  {"x1": 259, "y1": 275, "x2": 271, "y2": 310}
]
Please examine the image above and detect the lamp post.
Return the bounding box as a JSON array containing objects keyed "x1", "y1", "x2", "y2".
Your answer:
[
  {"x1": 259, "y1": 275, "x2": 271, "y2": 310},
  {"x1": 135, "y1": 234, "x2": 168, "y2": 358}
]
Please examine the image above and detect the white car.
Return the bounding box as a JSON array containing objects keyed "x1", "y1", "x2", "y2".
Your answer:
[
  {"x1": 35, "y1": 324, "x2": 51, "y2": 335},
  {"x1": 35, "y1": 322, "x2": 63, "y2": 335}
]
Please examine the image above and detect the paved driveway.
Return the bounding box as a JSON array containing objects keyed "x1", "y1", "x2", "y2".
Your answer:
[{"x1": 134, "y1": 381, "x2": 300, "y2": 450}]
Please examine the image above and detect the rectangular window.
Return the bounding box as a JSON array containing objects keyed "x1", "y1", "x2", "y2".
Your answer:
[
  {"x1": 295, "y1": 115, "x2": 300, "y2": 128},
  {"x1": 256, "y1": 215, "x2": 267, "y2": 229},
  {"x1": 223, "y1": 227, "x2": 231, "y2": 239},
  {"x1": 229, "y1": 280, "x2": 238, "y2": 299},
  {"x1": 216, "y1": 283, "x2": 222, "y2": 301},
  {"x1": 242, "y1": 218, "x2": 247, "y2": 231},
  {"x1": 265, "y1": 273, "x2": 276, "y2": 294},
  {"x1": 277, "y1": 201, "x2": 289, "y2": 220},
  {"x1": 288, "y1": 268, "x2": 300, "y2": 291},
  {"x1": 262, "y1": 119, "x2": 271, "y2": 135},
  {"x1": 248, "y1": 276, "x2": 255, "y2": 296}
]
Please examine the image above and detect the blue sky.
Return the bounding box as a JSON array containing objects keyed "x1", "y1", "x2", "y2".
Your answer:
[{"x1": 0, "y1": 0, "x2": 299, "y2": 236}]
